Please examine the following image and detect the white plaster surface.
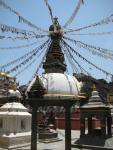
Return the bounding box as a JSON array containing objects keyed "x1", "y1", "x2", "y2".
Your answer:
[
  {"x1": 27, "y1": 73, "x2": 82, "y2": 97},
  {"x1": 0, "y1": 102, "x2": 31, "y2": 149}
]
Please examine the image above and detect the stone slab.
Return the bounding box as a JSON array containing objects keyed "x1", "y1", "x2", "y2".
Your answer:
[{"x1": 0, "y1": 133, "x2": 31, "y2": 149}]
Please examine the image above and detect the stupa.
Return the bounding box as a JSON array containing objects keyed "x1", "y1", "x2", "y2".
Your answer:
[
  {"x1": 27, "y1": 17, "x2": 82, "y2": 101},
  {"x1": 26, "y1": 17, "x2": 82, "y2": 150}
]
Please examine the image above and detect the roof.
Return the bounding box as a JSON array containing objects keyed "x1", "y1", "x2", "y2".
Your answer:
[
  {"x1": 81, "y1": 90, "x2": 106, "y2": 109},
  {"x1": 0, "y1": 102, "x2": 27, "y2": 111},
  {"x1": 0, "y1": 102, "x2": 31, "y2": 116},
  {"x1": 26, "y1": 73, "x2": 83, "y2": 99}
]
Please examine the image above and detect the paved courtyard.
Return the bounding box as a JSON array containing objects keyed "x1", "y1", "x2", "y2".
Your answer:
[
  {"x1": 0, "y1": 129, "x2": 113, "y2": 150},
  {"x1": 17, "y1": 129, "x2": 89, "y2": 150},
  {"x1": 0, "y1": 130, "x2": 90, "y2": 150}
]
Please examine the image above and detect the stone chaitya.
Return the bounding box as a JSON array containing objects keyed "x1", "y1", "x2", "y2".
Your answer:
[
  {"x1": 80, "y1": 85, "x2": 112, "y2": 137},
  {"x1": 0, "y1": 102, "x2": 31, "y2": 149}
]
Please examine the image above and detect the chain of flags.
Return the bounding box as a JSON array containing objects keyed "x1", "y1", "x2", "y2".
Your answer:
[
  {"x1": 64, "y1": 36, "x2": 113, "y2": 61},
  {"x1": 62, "y1": 39, "x2": 113, "y2": 77},
  {"x1": 65, "y1": 31, "x2": 113, "y2": 36},
  {"x1": 63, "y1": 0, "x2": 84, "y2": 28},
  {"x1": 0, "y1": 0, "x2": 113, "y2": 83},
  {"x1": 0, "y1": 41, "x2": 38, "y2": 50},
  {"x1": 61, "y1": 39, "x2": 90, "y2": 75},
  {"x1": 27, "y1": 39, "x2": 52, "y2": 86},
  {"x1": 14, "y1": 48, "x2": 45, "y2": 77},
  {"x1": 7, "y1": 39, "x2": 50, "y2": 73},
  {"x1": 44, "y1": 0, "x2": 54, "y2": 23},
  {"x1": 0, "y1": 0, "x2": 47, "y2": 32},
  {"x1": 0, "y1": 39, "x2": 50, "y2": 70},
  {"x1": 66, "y1": 13, "x2": 113, "y2": 33}
]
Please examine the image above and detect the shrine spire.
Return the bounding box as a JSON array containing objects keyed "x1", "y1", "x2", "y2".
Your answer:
[{"x1": 43, "y1": 18, "x2": 66, "y2": 73}]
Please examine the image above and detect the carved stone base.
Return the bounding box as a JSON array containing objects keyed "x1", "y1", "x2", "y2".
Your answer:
[
  {"x1": 0, "y1": 132, "x2": 31, "y2": 149},
  {"x1": 38, "y1": 124, "x2": 58, "y2": 140}
]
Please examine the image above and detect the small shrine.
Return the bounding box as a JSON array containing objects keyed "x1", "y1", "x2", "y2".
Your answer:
[
  {"x1": 0, "y1": 102, "x2": 31, "y2": 149},
  {"x1": 80, "y1": 85, "x2": 112, "y2": 137}
]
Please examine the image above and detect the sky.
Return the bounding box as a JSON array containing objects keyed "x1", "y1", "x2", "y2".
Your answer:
[{"x1": 0, "y1": 0, "x2": 113, "y2": 85}]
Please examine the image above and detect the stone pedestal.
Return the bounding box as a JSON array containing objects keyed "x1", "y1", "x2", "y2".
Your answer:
[
  {"x1": 0, "y1": 102, "x2": 31, "y2": 149},
  {"x1": 0, "y1": 133, "x2": 31, "y2": 149},
  {"x1": 38, "y1": 124, "x2": 58, "y2": 140}
]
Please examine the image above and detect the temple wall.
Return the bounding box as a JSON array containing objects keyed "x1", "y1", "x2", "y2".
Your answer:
[{"x1": 37, "y1": 109, "x2": 102, "y2": 130}]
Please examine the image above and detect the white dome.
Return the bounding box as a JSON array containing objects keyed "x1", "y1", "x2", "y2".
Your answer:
[
  {"x1": 27, "y1": 73, "x2": 82, "y2": 98},
  {"x1": 8, "y1": 89, "x2": 21, "y2": 98}
]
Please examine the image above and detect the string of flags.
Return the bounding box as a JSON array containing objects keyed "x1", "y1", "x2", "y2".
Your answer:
[
  {"x1": 0, "y1": 47, "x2": 39, "y2": 69},
  {"x1": 63, "y1": 36, "x2": 113, "y2": 60},
  {"x1": 0, "y1": 0, "x2": 112, "y2": 83},
  {"x1": 33, "y1": 39, "x2": 52, "y2": 76},
  {"x1": 0, "y1": 24, "x2": 48, "y2": 41},
  {"x1": 7, "y1": 49, "x2": 39, "y2": 73},
  {"x1": 62, "y1": 40, "x2": 90, "y2": 75},
  {"x1": 0, "y1": 41, "x2": 38, "y2": 50},
  {"x1": 14, "y1": 57, "x2": 37, "y2": 77},
  {"x1": 27, "y1": 39, "x2": 52, "y2": 85},
  {"x1": 0, "y1": 35, "x2": 32, "y2": 40},
  {"x1": 62, "y1": 39, "x2": 113, "y2": 77},
  {"x1": 44, "y1": 0, "x2": 54, "y2": 23},
  {"x1": 77, "y1": 41, "x2": 113, "y2": 60},
  {"x1": 0, "y1": 34, "x2": 47, "y2": 41},
  {"x1": 7, "y1": 38, "x2": 50, "y2": 73},
  {"x1": 0, "y1": 38, "x2": 50, "y2": 69},
  {"x1": 66, "y1": 13, "x2": 113, "y2": 33},
  {"x1": 66, "y1": 31, "x2": 113, "y2": 36},
  {"x1": 0, "y1": 24, "x2": 35, "y2": 36},
  {"x1": 67, "y1": 48, "x2": 90, "y2": 75},
  {"x1": 14, "y1": 48, "x2": 45, "y2": 77},
  {"x1": 61, "y1": 41, "x2": 81, "y2": 74},
  {"x1": 63, "y1": 0, "x2": 84, "y2": 28},
  {"x1": 0, "y1": 0, "x2": 47, "y2": 32},
  {"x1": 65, "y1": 47, "x2": 79, "y2": 73},
  {"x1": 0, "y1": 35, "x2": 35, "y2": 40}
]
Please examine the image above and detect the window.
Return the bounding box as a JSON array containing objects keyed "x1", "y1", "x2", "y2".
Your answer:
[
  {"x1": 21, "y1": 120, "x2": 25, "y2": 130},
  {"x1": 0, "y1": 119, "x2": 3, "y2": 128}
]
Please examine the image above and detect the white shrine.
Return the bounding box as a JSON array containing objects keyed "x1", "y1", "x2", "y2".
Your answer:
[{"x1": 0, "y1": 102, "x2": 31, "y2": 149}]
